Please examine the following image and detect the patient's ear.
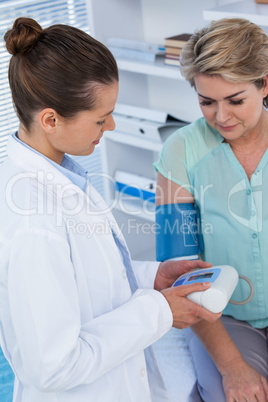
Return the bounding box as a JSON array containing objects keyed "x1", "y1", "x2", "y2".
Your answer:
[
  {"x1": 262, "y1": 75, "x2": 268, "y2": 98},
  {"x1": 39, "y1": 109, "x2": 58, "y2": 133}
]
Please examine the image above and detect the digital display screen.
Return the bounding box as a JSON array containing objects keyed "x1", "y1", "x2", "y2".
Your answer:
[{"x1": 188, "y1": 272, "x2": 213, "y2": 282}]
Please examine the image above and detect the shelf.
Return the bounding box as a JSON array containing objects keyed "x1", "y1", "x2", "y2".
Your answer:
[
  {"x1": 104, "y1": 130, "x2": 163, "y2": 152},
  {"x1": 203, "y1": 1, "x2": 268, "y2": 26},
  {"x1": 113, "y1": 198, "x2": 156, "y2": 222},
  {"x1": 116, "y1": 57, "x2": 183, "y2": 80}
]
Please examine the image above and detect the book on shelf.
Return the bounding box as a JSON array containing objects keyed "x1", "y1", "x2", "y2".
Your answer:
[
  {"x1": 165, "y1": 33, "x2": 192, "y2": 48},
  {"x1": 165, "y1": 54, "x2": 180, "y2": 61},
  {"x1": 165, "y1": 46, "x2": 182, "y2": 56},
  {"x1": 164, "y1": 57, "x2": 180, "y2": 67}
]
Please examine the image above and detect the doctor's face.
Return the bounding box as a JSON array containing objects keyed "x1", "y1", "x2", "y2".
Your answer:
[{"x1": 51, "y1": 81, "x2": 118, "y2": 159}]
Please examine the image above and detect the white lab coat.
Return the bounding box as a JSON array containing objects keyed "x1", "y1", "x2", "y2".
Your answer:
[{"x1": 0, "y1": 136, "x2": 173, "y2": 402}]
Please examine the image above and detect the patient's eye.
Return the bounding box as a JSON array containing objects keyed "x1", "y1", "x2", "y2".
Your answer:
[
  {"x1": 230, "y1": 99, "x2": 244, "y2": 105},
  {"x1": 200, "y1": 100, "x2": 213, "y2": 106}
]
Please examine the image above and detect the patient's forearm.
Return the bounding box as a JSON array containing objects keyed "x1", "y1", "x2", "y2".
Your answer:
[{"x1": 191, "y1": 319, "x2": 243, "y2": 375}]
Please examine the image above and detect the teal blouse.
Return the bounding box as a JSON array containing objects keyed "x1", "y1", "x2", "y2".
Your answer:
[{"x1": 154, "y1": 117, "x2": 268, "y2": 328}]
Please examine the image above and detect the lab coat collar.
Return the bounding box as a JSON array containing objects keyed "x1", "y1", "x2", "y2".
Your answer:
[
  {"x1": 7, "y1": 135, "x2": 79, "y2": 194},
  {"x1": 12, "y1": 132, "x2": 88, "y2": 191},
  {"x1": 6, "y1": 135, "x2": 125, "y2": 239},
  {"x1": 6, "y1": 134, "x2": 106, "y2": 220}
]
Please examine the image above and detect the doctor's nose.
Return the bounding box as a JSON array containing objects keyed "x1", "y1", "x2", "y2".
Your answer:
[{"x1": 105, "y1": 114, "x2": 116, "y2": 132}]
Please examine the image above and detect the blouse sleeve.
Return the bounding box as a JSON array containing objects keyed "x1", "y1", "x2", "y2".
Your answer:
[{"x1": 153, "y1": 128, "x2": 193, "y2": 194}]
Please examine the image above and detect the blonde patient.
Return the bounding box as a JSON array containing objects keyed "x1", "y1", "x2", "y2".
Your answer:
[{"x1": 155, "y1": 18, "x2": 268, "y2": 402}]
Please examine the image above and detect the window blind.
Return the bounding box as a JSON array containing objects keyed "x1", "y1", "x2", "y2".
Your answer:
[{"x1": 0, "y1": 0, "x2": 104, "y2": 196}]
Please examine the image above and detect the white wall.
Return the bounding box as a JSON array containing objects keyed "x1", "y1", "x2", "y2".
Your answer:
[
  {"x1": 140, "y1": 0, "x2": 244, "y2": 122},
  {"x1": 86, "y1": 0, "x2": 244, "y2": 122}
]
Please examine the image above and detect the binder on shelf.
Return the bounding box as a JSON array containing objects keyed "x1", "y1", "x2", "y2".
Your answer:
[
  {"x1": 107, "y1": 37, "x2": 165, "y2": 54},
  {"x1": 107, "y1": 37, "x2": 165, "y2": 64},
  {"x1": 115, "y1": 170, "x2": 156, "y2": 204},
  {"x1": 113, "y1": 103, "x2": 189, "y2": 143},
  {"x1": 108, "y1": 47, "x2": 163, "y2": 63}
]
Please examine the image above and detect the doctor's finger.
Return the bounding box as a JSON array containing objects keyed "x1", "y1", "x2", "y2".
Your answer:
[
  {"x1": 186, "y1": 259, "x2": 212, "y2": 270},
  {"x1": 174, "y1": 281, "x2": 211, "y2": 296},
  {"x1": 193, "y1": 302, "x2": 222, "y2": 322}
]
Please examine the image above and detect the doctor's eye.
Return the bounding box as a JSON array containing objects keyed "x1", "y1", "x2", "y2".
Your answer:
[{"x1": 97, "y1": 119, "x2": 106, "y2": 126}]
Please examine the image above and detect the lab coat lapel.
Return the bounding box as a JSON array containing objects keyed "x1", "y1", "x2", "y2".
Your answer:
[
  {"x1": 85, "y1": 182, "x2": 139, "y2": 293},
  {"x1": 85, "y1": 181, "x2": 126, "y2": 245}
]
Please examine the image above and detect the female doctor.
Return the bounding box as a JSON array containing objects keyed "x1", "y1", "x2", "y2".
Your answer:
[{"x1": 0, "y1": 17, "x2": 220, "y2": 402}]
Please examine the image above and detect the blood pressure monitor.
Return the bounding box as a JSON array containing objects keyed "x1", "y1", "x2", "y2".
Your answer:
[{"x1": 173, "y1": 265, "x2": 239, "y2": 313}]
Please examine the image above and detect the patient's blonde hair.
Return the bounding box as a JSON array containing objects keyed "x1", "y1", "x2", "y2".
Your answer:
[{"x1": 180, "y1": 18, "x2": 268, "y2": 106}]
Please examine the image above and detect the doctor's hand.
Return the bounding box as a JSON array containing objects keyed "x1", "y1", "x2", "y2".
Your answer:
[
  {"x1": 154, "y1": 259, "x2": 212, "y2": 291},
  {"x1": 161, "y1": 283, "x2": 222, "y2": 329}
]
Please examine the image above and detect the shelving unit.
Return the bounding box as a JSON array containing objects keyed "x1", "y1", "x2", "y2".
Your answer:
[
  {"x1": 116, "y1": 57, "x2": 184, "y2": 80},
  {"x1": 101, "y1": 130, "x2": 160, "y2": 259},
  {"x1": 203, "y1": 0, "x2": 268, "y2": 26},
  {"x1": 86, "y1": 0, "x2": 268, "y2": 259}
]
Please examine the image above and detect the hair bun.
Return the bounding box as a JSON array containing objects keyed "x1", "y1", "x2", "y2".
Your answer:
[{"x1": 4, "y1": 17, "x2": 43, "y2": 56}]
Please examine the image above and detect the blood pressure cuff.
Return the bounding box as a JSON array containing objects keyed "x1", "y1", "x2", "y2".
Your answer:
[{"x1": 155, "y1": 203, "x2": 203, "y2": 261}]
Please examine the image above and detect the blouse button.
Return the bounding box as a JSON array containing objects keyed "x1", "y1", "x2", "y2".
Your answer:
[{"x1": 252, "y1": 233, "x2": 258, "y2": 239}]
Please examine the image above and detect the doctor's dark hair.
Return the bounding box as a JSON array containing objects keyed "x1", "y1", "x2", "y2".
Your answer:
[
  {"x1": 4, "y1": 17, "x2": 119, "y2": 131},
  {"x1": 180, "y1": 18, "x2": 268, "y2": 107}
]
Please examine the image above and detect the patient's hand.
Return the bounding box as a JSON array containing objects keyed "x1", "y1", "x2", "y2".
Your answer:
[{"x1": 222, "y1": 358, "x2": 268, "y2": 401}]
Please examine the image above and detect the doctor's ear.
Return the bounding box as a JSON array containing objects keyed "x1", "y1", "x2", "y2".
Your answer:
[{"x1": 39, "y1": 109, "x2": 59, "y2": 132}]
